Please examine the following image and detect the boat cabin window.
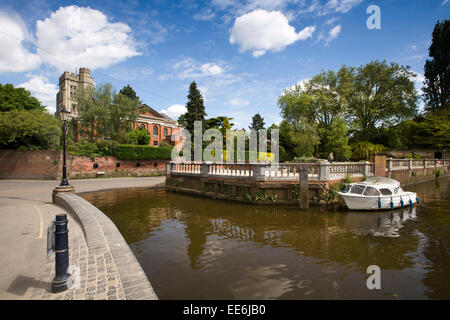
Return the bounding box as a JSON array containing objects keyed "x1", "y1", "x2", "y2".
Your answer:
[
  {"x1": 350, "y1": 185, "x2": 365, "y2": 195},
  {"x1": 344, "y1": 185, "x2": 352, "y2": 193},
  {"x1": 363, "y1": 186, "x2": 380, "y2": 196},
  {"x1": 379, "y1": 188, "x2": 392, "y2": 196}
]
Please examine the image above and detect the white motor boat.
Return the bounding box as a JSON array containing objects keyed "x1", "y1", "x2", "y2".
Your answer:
[{"x1": 338, "y1": 176, "x2": 419, "y2": 211}]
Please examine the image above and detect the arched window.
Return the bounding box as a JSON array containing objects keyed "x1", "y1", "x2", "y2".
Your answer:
[
  {"x1": 140, "y1": 123, "x2": 146, "y2": 130},
  {"x1": 164, "y1": 128, "x2": 168, "y2": 137},
  {"x1": 153, "y1": 125, "x2": 158, "y2": 136}
]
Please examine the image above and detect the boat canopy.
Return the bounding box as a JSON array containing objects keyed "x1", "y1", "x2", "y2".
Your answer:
[{"x1": 364, "y1": 176, "x2": 401, "y2": 187}]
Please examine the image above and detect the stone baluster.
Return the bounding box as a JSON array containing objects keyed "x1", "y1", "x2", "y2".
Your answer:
[{"x1": 318, "y1": 162, "x2": 330, "y2": 181}]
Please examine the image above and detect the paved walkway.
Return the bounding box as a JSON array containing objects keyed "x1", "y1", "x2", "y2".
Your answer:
[{"x1": 0, "y1": 177, "x2": 164, "y2": 300}]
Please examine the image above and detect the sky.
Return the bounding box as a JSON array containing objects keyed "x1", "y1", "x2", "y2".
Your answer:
[{"x1": 0, "y1": 0, "x2": 449, "y2": 129}]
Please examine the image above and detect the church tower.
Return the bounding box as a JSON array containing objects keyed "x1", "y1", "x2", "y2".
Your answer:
[{"x1": 56, "y1": 68, "x2": 94, "y2": 119}]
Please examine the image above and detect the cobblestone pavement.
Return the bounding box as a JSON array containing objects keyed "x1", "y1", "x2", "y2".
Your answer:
[{"x1": 29, "y1": 215, "x2": 125, "y2": 300}]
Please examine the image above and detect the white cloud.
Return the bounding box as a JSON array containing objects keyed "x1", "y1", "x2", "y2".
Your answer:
[
  {"x1": 229, "y1": 10, "x2": 315, "y2": 57},
  {"x1": 36, "y1": 6, "x2": 140, "y2": 72},
  {"x1": 319, "y1": 0, "x2": 363, "y2": 15},
  {"x1": 441, "y1": 0, "x2": 448, "y2": 6},
  {"x1": 325, "y1": 24, "x2": 341, "y2": 45},
  {"x1": 171, "y1": 57, "x2": 225, "y2": 79},
  {"x1": 193, "y1": 9, "x2": 216, "y2": 21},
  {"x1": 0, "y1": 11, "x2": 41, "y2": 73},
  {"x1": 160, "y1": 104, "x2": 187, "y2": 120},
  {"x1": 230, "y1": 97, "x2": 250, "y2": 107},
  {"x1": 18, "y1": 74, "x2": 58, "y2": 113}
]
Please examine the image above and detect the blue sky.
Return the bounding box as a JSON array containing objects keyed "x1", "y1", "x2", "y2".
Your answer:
[{"x1": 0, "y1": 0, "x2": 449, "y2": 129}]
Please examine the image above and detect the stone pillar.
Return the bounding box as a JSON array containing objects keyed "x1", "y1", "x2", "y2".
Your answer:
[
  {"x1": 386, "y1": 157, "x2": 393, "y2": 172},
  {"x1": 299, "y1": 168, "x2": 309, "y2": 209},
  {"x1": 363, "y1": 161, "x2": 372, "y2": 176},
  {"x1": 201, "y1": 163, "x2": 209, "y2": 177},
  {"x1": 166, "y1": 162, "x2": 172, "y2": 175},
  {"x1": 423, "y1": 159, "x2": 427, "y2": 169},
  {"x1": 253, "y1": 164, "x2": 266, "y2": 181},
  {"x1": 318, "y1": 162, "x2": 330, "y2": 181}
]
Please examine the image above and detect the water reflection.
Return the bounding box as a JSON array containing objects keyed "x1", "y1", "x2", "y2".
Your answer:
[{"x1": 81, "y1": 178, "x2": 450, "y2": 299}]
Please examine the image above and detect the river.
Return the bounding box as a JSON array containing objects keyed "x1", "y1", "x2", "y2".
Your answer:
[{"x1": 82, "y1": 178, "x2": 450, "y2": 299}]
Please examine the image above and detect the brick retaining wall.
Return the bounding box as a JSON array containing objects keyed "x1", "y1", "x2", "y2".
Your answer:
[{"x1": 0, "y1": 150, "x2": 167, "y2": 180}]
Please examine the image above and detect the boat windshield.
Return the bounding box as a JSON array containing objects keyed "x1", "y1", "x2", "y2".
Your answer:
[
  {"x1": 350, "y1": 184, "x2": 366, "y2": 195},
  {"x1": 363, "y1": 186, "x2": 380, "y2": 196},
  {"x1": 344, "y1": 185, "x2": 352, "y2": 193}
]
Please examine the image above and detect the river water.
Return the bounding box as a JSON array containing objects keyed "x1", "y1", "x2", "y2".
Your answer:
[{"x1": 82, "y1": 178, "x2": 450, "y2": 299}]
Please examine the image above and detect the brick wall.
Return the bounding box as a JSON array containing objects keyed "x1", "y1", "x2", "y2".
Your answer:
[
  {"x1": 0, "y1": 150, "x2": 167, "y2": 180},
  {"x1": 0, "y1": 150, "x2": 61, "y2": 179}
]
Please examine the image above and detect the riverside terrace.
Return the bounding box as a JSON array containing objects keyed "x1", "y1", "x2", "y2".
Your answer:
[{"x1": 165, "y1": 158, "x2": 449, "y2": 208}]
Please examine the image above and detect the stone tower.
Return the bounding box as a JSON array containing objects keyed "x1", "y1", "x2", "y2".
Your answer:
[{"x1": 56, "y1": 68, "x2": 94, "y2": 119}]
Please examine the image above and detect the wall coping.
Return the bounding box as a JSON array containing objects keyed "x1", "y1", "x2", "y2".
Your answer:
[{"x1": 54, "y1": 192, "x2": 158, "y2": 300}]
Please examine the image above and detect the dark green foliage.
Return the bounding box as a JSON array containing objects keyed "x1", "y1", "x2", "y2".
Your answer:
[
  {"x1": 0, "y1": 83, "x2": 45, "y2": 112},
  {"x1": 350, "y1": 141, "x2": 385, "y2": 161},
  {"x1": 249, "y1": 113, "x2": 265, "y2": 131},
  {"x1": 68, "y1": 139, "x2": 117, "y2": 158},
  {"x1": 125, "y1": 128, "x2": 151, "y2": 145},
  {"x1": 0, "y1": 109, "x2": 61, "y2": 150},
  {"x1": 399, "y1": 108, "x2": 450, "y2": 149},
  {"x1": 119, "y1": 84, "x2": 140, "y2": 102},
  {"x1": 422, "y1": 20, "x2": 449, "y2": 110},
  {"x1": 114, "y1": 144, "x2": 173, "y2": 160},
  {"x1": 178, "y1": 81, "x2": 206, "y2": 135}
]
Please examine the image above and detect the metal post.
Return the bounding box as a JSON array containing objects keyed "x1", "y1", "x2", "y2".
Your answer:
[
  {"x1": 52, "y1": 213, "x2": 72, "y2": 293},
  {"x1": 60, "y1": 120, "x2": 69, "y2": 186}
]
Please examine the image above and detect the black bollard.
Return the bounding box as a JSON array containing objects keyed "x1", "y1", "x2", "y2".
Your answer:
[{"x1": 51, "y1": 213, "x2": 72, "y2": 293}]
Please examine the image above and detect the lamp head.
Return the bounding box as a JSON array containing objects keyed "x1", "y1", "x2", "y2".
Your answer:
[{"x1": 60, "y1": 106, "x2": 70, "y2": 121}]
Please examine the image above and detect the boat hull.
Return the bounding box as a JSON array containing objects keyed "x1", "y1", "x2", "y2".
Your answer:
[{"x1": 338, "y1": 192, "x2": 417, "y2": 211}]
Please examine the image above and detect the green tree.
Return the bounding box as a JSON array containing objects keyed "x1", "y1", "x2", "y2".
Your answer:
[
  {"x1": 178, "y1": 81, "x2": 207, "y2": 135},
  {"x1": 0, "y1": 83, "x2": 45, "y2": 112},
  {"x1": 249, "y1": 113, "x2": 265, "y2": 131},
  {"x1": 400, "y1": 108, "x2": 450, "y2": 149},
  {"x1": 422, "y1": 20, "x2": 450, "y2": 110},
  {"x1": 324, "y1": 117, "x2": 351, "y2": 161},
  {"x1": 279, "y1": 120, "x2": 320, "y2": 158},
  {"x1": 77, "y1": 84, "x2": 139, "y2": 142},
  {"x1": 279, "y1": 68, "x2": 351, "y2": 146},
  {"x1": 119, "y1": 84, "x2": 140, "y2": 102},
  {"x1": 0, "y1": 109, "x2": 61, "y2": 150},
  {"x1": 348, "y1": 60, "x2": 418, "y2": 139}
]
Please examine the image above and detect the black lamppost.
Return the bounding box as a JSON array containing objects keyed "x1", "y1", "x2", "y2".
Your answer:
[{"x1": 60, "y1": 106, "x2": 70, "y2": 186}]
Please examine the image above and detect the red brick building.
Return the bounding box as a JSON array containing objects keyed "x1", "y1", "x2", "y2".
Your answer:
[{"x1": 134, "y1": 104, "x2": 183, "y2": 149}]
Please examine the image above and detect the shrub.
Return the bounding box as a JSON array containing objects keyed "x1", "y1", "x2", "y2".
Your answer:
[
  {"x1": 0, "y1": 109, "x2": 61, "y2": 150},
  {"x1": 67, "y1": 139, "x2": 117, "y2": 158},
  {"x1": 125, "y1": 128, "x2": 150, "y2": 145},
  {"x1": 350, "y1": 141, "x2": 385, "y2": 161},
  {"x1": 114, "y1": 144, "x2": 173, "y2": 160}
]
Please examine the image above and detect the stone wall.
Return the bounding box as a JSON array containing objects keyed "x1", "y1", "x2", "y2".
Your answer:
[{"x1": 0, "y1": 150, "x2": 167, "y2": 180}]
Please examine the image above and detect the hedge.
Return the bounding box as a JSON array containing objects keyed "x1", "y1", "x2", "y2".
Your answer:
[{"x1": 114, "y1": 144, "x2": 173, "y2": 160}]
